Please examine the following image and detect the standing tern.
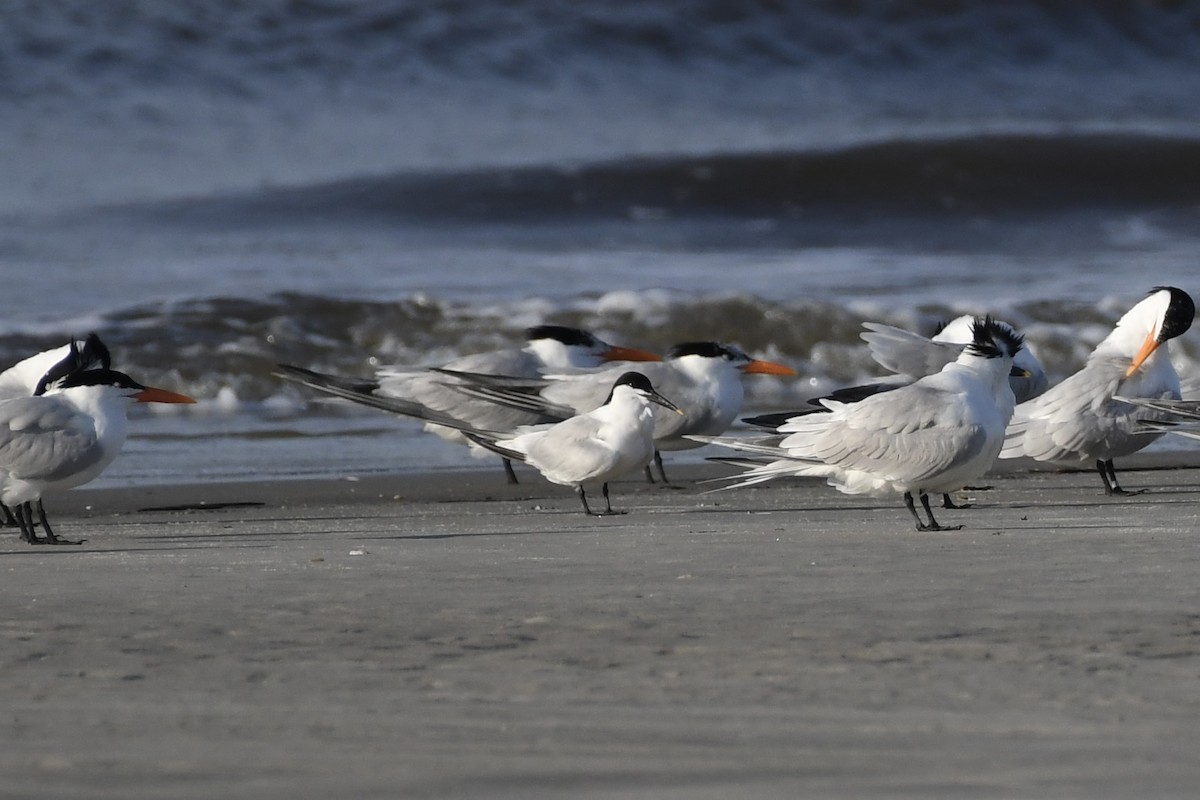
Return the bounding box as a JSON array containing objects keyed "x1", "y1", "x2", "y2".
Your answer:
[
  {"x1": 1000, "y1": 286, "x2": 1195, "y2": 495},
  {"x1": 445, "y1": 342, "x2": 796, "y2": 483},
  {"x1": 0, "y1": 334, "x2": 112, "y2": 528},
  {"x1": 277, "y1": 325, "x2": 659, "y2": 482},
  {"x1": 693, "y1": 318, "x2": 1024, "y2": 531},
  {"x1": 462, "y1": 371, "x2": 684, "y2": 515},
  {"x1": 744, "y1": 317, "x2": 1038, "y2": 509},
  {"x1": 1, "y1": 368, "x2": 195, "y2": 545},
  {"x1": 278, "y1": 368, "x2": 683, "y2": 515}
]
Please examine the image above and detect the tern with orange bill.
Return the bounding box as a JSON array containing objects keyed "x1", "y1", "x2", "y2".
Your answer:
[
  {"x1": 1000, "y1": 286, "x2": 1194, "y2": 495},
  {"x1": 0, "y1": 368, "x2": 195, "y2": 544},
  {"x1": 0, "y1": 334, "x2": 114, "y2": 529},
  {"x1": 445, "y1": 341, "x2": 797, "y2": 483},
  {"x1": 276, "y1": 325, "x2": 660, "y2": 483}
]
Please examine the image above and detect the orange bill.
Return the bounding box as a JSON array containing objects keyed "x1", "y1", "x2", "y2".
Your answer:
[
  {"x1": 602, "y1": 346, "x2": 662, "y2": 362},
  {"x1": 135, "y1": 386, "x2": 197, "y2": 404},
  {"x1": 1125, "y1": 331, "x2": 1160, "y2": 378},
  {"x1": 740, "y1": 359, "x2": 797, "y2": 376}
]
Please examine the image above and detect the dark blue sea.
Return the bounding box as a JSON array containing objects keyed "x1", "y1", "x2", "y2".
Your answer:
[{"x1": 2, "y1": 1, "x2": 1199, "y2": 485}]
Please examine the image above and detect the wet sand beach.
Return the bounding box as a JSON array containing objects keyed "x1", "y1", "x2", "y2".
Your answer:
[{"x1": 3, "y1": 455, "x2": 1200, "y2": 798}]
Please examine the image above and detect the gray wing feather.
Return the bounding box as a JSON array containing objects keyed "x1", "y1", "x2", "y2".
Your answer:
[
  {"x1": 781, "y1": 385, "x2": 985, "y2": 483},
  {"x1": 0, "y1": 398, "x2": 103, "y2": 481},
  {"x1": 1003, "y1": 361, "x2": 1137, "y2": 462},
  {"x1": 513, "y1": 417, "x2": 622, "y2": 484},
  {"x1": 861, "y1": 323, "x2": 961, "y2": 378}
]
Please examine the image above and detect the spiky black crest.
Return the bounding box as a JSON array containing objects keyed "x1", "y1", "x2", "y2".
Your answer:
[
  {"x1": 1153, "y1": 286, "x2": 1195, "y2": 342},
  {"x1": 525, "y1": 325, "x2": 598, "y2": 348},
  {"x1": 967, "y1": 316, "x2": 1024, "y2": 360},
  {"x1": 53, "y1": 368, "x2": 145, "y2": 392},
  {"x1": 33, "y1": 333, "x2": 114, "y2": 396},
  {"x1": 666, "y1": 342, "x2": 746, "y2": 361},
  {"x1": 80, "y1": 332, "x2": 112, "y2": 370}
]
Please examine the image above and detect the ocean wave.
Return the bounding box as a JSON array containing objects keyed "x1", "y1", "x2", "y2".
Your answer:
[
  {"x1": 5, "y1": 2, "x2": 1200, "y2": 100},
  {"x1": 5, "y1": 2, "x2": 1200, "y2": 215},
  {"x1": 3, "y1": 288, "x2": 1196, "y2": 410},
  {"x1": 128, "y1": 133, "x2": 1200, "y2": 229}
]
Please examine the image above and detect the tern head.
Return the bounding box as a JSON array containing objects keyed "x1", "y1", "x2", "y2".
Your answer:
[
  {"x1": 525, "y1": 325, "x2": 660, "y2": 367},
  {"x1": 936, "y1": 315, "x2": 1044, "y2": 394},
  {"x1": 606, "y1": 371, "x2": 684, "y2": 415},
  {"x1": 666, "y1": 342, "x2": 796, "y2": 376},
  {"x1": 965, "y1": 316, "x2": 1025, "y2": 363},
  {"x1": 33, "y1": 334, "x2": 111, "y2": 396},
  {"x1": 50, "y1": 369, "x2": 196, "y2": 404},
  {"x1": 1121, "y1": 286, "x2": 1195, "y2": 378}
]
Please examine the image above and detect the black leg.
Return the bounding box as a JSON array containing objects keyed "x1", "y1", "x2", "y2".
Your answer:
[
  {"x1": 577, "y1": 484, "x2": 625, "y2": 516},
  {"x1": 0, "y1": 502, "x2": 18, "y2": 528},
  {"x1": 35, "y1": 499, "x2": 82, "y2": 545},
  {"x1": 644, "y1": 465, "x2": 656, "y2": 484},
  {"x1": 904, "y1": 492, "x2": 926, "y2": 531},
  {"x1": 921, "y1": 492, "x2": 962, "y2": 531},
  {"x1": 942, "y1": 492, "x2": 972, "y2": 509},
  {"x1": 15, "y1": 502, "x2": 39, "y2": 544},
  {"x1": 1097, "y1": 458, "x2": 1144, "y2": 496},
  {"x1": 502, "y1": 458, "x2": 519, "y2": 485},
  {"x1": 1096, "y1": 459, "x2": 1115, "y2": 495},
  {"x1": 576, "y1": 485, "x2": 593, "y2": 515},
  {"x1": 905, "y1": 491, "x2": 961, "y2": 532},
  {"x1": 600, "y1": 482, "x2": 627, "y2": 515},
  {"x1": 590, "y1": 484, "x2": 626, "y2": 516},
  {"x1": 653, "y1": 451, "x2": 670, "y2": 485}
]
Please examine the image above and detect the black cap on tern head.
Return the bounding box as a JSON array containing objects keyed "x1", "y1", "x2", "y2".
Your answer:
[
  {"x1": 525, "y1": 325, "x2": 599, "y2": 348},
  {"x1": 613, "y1": 371, "x2": 655, "y2": 393},
  {"x1": 666, "y1": 342, "x2": 747, "y2": 361},
  {"x1": 51, "y1": 368, "x2": 195, "y2": 404},
  {"x1": 53, "y1": 368, "x2": 146, "y2": 392},
  {"x1": 1153, "y1": 286, "x2": 1195, "y2": 342},
  {"x1": 603, "y1": 371, "x2": 682, "y2": 414}
]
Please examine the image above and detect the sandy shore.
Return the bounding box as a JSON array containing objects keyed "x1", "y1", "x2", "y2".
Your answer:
[{"x1": 4, "y1": 454, "x2": 1200, "y2": 798}]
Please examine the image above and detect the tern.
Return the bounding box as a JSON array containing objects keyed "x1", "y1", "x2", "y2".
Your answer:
[
  {"x1": 462, "y1": 372, "x2": 684, "y2": 515},
  {"x1": 860, "y1": 315, "x2": 1049, "y2": 403},
  {"x1": 694, "y1": 318, "x2": 1024, "y2": 531},
  {"x1": 744, "y1": 316, "x2": 1039, "y2": 509},
  {"x1": 445, "y1": 342, "x2": 796, "y2": 483},
  {"x1": 1000, "y1": 286, "x2": 1195, "y2": 495},
  {"x1": 0, "y1": 334, "x2": 113, "y2": 528},
  {"x1": 276, "y1": 325, "x2": 659, "y2": 482},
  {"x1": 1, "y1": 368, "x2": 195, "y2": 545}
]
